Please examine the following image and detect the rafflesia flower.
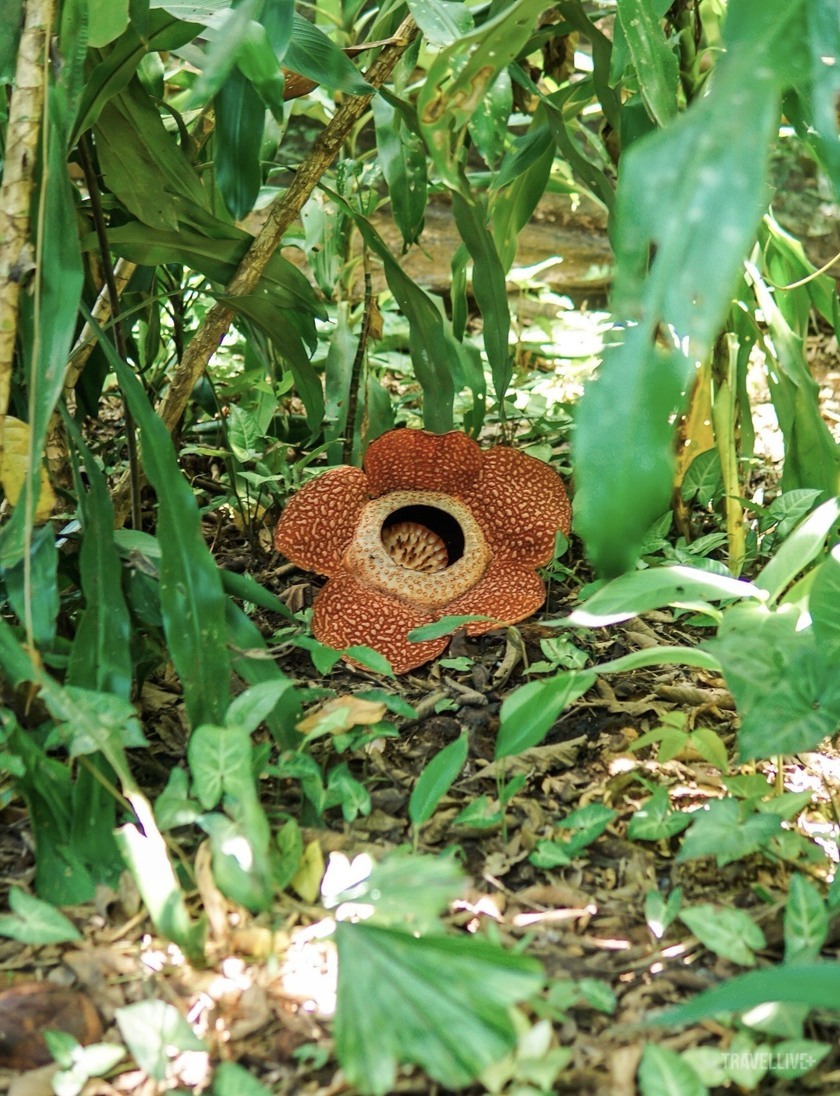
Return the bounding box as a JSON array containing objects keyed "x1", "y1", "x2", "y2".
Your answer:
[{"x1": 274, "y1": 428, "x2": 571, "y2": 673}]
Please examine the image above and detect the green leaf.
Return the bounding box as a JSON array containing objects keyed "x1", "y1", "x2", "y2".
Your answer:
[
  {"x1": 784, "y1": 874, "x2": 829, "y2": 964},
  {"x1": 770, "y1": 1039, "x2": 831, "y2": 1079},
  {"x1": 645, "y1": 886, "x2": 683, "y2": 939},
  {"x1": 339, "y1": 201, "x2": 456, "y2": 432},
  {"x1": 198, "y1": 810, "x2": 273, "y2": 911},
  {"x1": 616, "y1": 0, "x2": 678, "y2": 126},
  {"x1": 3, "y1": 526, "x2": 59, "y2": 649},
  {"x1": 451, "y1": 191, "x2": 512, "y2": 406},
  {"x1": 216, "y1": 66, "x2": 265, "y2": 219},
  {"x1": 418, "y1": 0, "x2": 546, "y2": 187},
  {"x1": 88, "y1": 0, "x2": 130, "y2": 48},
  {"x1": 652, "y1": 963, "x2": 840, "y2": 1026},
  {"x1": 409, "y1": 731, "x2": 468, "y2": 826},
  {"x1": 372, "y1": 93, "x2": 427, "y2": 247},
  {"x1": 573, "y1": 0, "x2": 810, "y2": 575},
  {"x1": 65, "y1": 417, "x2": 132, "y2": 698},
  {"x1": 93, "y1": 75, "x2": 211, "y2": 232},
  {"x1": 496, "y1": 671, "x2": 596, "y2": 759},
  {"x1": 323, "y1": 852, "x2": 465, "y2": 932},
  {"x1": 705, "y1": 602, "x2": 840, "y2": 760},
  {"x1": 213, "y1": 1061, "x2": 273, "y2": 1096},
  {"x1": 335, "y1": 922, "x2": 543, "y2": 1094},
  {"x1": 406, "y1": 0, "x2": 473, "y2": 47},
  {"x1": 74, "y1": 11, "x2": 200, "y2": 141},
  {"x1": 105, "y1": 342, "x2": 231, "y2": 728},
  {"x1": 188, "y1": 724, "x2": 252, "y2": 809},
  {"x1": 637, "y1": 1045, "x2": 706, "y2": 1096},
  {"x1": 628, "y1": 787, "x2": 691, "y2": 841},
  {"x1": 116, "y1": 792, "x2": 206, "y2": 960},
  {"x1": 530, "y1": 803, "x2": 616, "y2": 867},
  {"x1": 282, "y1": 14, "x2": 371, "y2": 97},
  {"x1": 754, "y1": 497, "x2": 840, "y2": 604},
  {"x1": 564, "y1": 564, "x2": 758, "y2": 627},
  {"x1": 809, "y1": 545, "x2": 840, "y2": 655},
  {"x1": 0, "y1": 887, "x2": 83, "y2": 944},
  {"x1": 115, "y1": 1000, "x2": 205, "y2": 1082},
  {"x1": 226, "y1": 680, "x2": 296, "y2": 736},
  {"x1": 679, "y1": 904, "x2": 766, "y2": 967},
  {"x1": 677, "y1": 797, "x2": 781, "y2": 866},
  {"x1": 408, "y1": 614, "x2": 494, "y2": 642}
]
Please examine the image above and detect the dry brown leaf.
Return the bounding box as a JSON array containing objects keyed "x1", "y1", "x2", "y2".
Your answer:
[
  {"x1": 470, "y1": 738, "x2": 585, "y2": 781},
  {"x1": 296, "y1": 696, "x2": 387, "y2": 736},
  {"x1": 0, "y1": 417, "x2": 56, "y2": 522}
]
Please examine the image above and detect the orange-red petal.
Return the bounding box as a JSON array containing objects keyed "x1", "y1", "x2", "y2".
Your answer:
[
  {"x1": 274, "y1": 466, "x2": 369, "y2": 576},
  {"x1": 462, "y1": 447, "x2": 571, "y2": 566},
  {"x1": 312, "y1": 572, "x2": 450, "y2": 673},
  {"x1": 445, "y1": 557, "x2": 547, "y2": 635},
  {"x1": 364, "y1": 428, "x2": 483, "y2": 497}
]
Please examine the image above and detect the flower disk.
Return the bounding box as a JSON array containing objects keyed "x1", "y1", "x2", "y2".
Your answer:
[{"x1": 273, "y1": 429, "x2": 572, "y2": 673}]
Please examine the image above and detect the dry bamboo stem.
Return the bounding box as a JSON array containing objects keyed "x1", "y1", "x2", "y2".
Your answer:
[
  {"x1": 0, "y1": 0, "x2": 54, "y2": 465},
  {"x1": 111, "y1": 15, "x2": 418, "y2": 524}
]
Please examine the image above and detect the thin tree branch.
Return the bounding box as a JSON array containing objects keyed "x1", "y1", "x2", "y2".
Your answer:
[{"x1": 111, "y1": 15, "x2": 418, "y2": 524}]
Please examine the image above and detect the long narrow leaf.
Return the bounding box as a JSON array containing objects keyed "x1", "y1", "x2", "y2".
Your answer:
[{"x1": 98, "y1": 328, "x2": 231, "y2": 727}]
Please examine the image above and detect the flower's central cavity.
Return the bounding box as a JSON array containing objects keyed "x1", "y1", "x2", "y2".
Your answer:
[
  {"x1": 381, "y1": 506, "x2": 466, "y2": 573},
  {"x1": 345, "y1": 489, "x2": 491, "y2": 609}
]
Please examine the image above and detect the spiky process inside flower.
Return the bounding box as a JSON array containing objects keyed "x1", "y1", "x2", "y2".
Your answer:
[{"x1": 381, "y1": 521, "x2": 448, "y2": 573}]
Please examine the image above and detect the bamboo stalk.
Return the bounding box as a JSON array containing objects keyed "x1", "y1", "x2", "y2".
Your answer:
[{"x1": 0, "y1": 0, "x2": 54, "y2": 469}]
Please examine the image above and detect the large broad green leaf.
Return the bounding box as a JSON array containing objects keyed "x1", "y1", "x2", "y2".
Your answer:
[
  {"x1": 652, "y1": 963, "x2": 840, "y2": 1026},
  {"x1": 104, "y1": 345, "x2": 231, "y2": 728},
  {"x1": 573, "y1": 0, "x2": 812, "y2": 576},
  {"x1": 93, "y1": 75, "x2": 213, "y2": 232},
  {"x1": 704, "y1": 602, "x2": 840, "y2": 760},
  {"x1": 335, "y1": 922, "x2": 543, "y2": 1094},
  {"x1": 615, "y1": 0, "x2": 677, "y2": 126},
  {"x1": 88, "y1": 0, "x2": 130, "y2": 47},
  {"x1": 215, "y1": 67, "x2": 266, "y2": 219}
]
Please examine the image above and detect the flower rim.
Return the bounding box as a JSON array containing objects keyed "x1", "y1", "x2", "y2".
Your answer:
[{"x1": 343, "y1": 489, "x2": 491, "y2": 609}]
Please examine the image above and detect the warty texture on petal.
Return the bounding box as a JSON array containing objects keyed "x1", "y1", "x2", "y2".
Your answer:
[
  {"x1": 445, "y1": 557, "x2": 548, "y2": 635},
  {"x1": 462, "y1": 446, "x2": 571, "y2": 567},
  {"x1": 311, "y1": 572, "x2": 450, "y2": 674},
  {"x1": 364, "y1": 428, "x2": 484, "y2": 497},
  {"x1": 273, "y1": 466, "x2": 370, "y2": 576}
]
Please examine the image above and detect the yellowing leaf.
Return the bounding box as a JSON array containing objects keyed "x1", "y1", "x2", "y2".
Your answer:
[
  {"x1": 0, "y1": 417, "x2": 56, "y2": 522},
  {"x1": 291, "y1": 839, "x2": 325, "y2": 904},
  {"x1": 296, "y1": 696, "x2": 387, "y2": 736}
]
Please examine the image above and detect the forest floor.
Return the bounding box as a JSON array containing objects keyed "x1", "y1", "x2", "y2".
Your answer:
[{"x1": 1, "y1": 179, "x2": 840, "y2": 1095}]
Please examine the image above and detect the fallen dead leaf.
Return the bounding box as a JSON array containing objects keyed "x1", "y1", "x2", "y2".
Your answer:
[{"x1": 296, "y1": 696, "x2": 387, "y2": 736}]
